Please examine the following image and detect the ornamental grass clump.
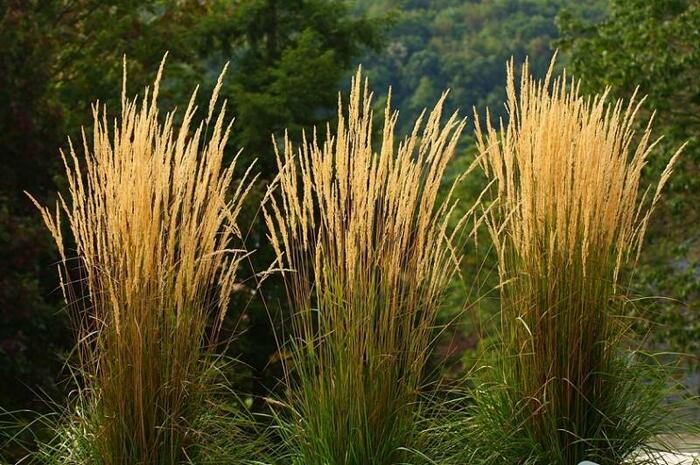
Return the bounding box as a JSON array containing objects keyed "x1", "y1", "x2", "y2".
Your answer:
[
  {"x1": 27, "y1": 57, "x2": 257, "y2": 464},
  {"x1": 465, "y1": 57, "x2": 685, "y2": 464},
  {"x1": 263, "y1": 69, "x2": 476, "y2": 464}
]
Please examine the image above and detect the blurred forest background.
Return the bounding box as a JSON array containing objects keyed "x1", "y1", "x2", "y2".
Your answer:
[{"x1": 1, "y1": 0, "x2": 698, "y2": 417}]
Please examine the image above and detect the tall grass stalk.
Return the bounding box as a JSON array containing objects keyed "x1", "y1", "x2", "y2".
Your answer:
[
  {"x1": 263, "y1": 69, "x2": 477, "y2": 464},
  {"x1": 466, "y1": 57, "x2": 686, "y2": 464},
  {"x1": 27, "y1": 57, "x2": 257, "y2": 464}
]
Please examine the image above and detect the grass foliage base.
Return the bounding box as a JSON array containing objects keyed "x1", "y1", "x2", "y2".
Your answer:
[{"x1": 446, "y1": 353, "x2": 695, "y2": 465}]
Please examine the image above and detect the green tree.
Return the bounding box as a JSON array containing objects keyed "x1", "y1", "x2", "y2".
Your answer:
[
  {"x1": 559, "y1": 0, "x2": 700, "y2": 369},
  {"x1": 357, "y1": 0, "x2": 606, "y2": 132},
  {"x1": 210, "y1": 0, "x2": 383, "y2": 172}
]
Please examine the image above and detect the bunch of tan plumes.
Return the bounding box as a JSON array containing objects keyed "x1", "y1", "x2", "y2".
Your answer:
[
  {"x1": 29, "y1": 57, "x2": 256, "y2": 464},
  {"x1": 263, "y1": 69, "x2": 480, "y2": 464},
  {"x1": 464, "y1": 56, "x2": 685, "y2": 464}
]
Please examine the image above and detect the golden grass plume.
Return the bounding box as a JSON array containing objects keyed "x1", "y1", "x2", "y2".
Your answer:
[
  {"x1": 263, "y1": 68, "x2": 481, "y2": 463},
  {"x1": 27, "y1": 55, "x2": 256, "y2": 464},
  {"x1": 472, "y1": 55, "x2": 684, "y2": 462}
]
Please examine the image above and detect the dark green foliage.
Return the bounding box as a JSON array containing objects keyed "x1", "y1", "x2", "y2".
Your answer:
[
  {"x1": 356, "y1": 0, "x2": 607, "y2": 131},
  {"x1": 212, "y1": 0, "x2": 384, "y2": 172}
]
